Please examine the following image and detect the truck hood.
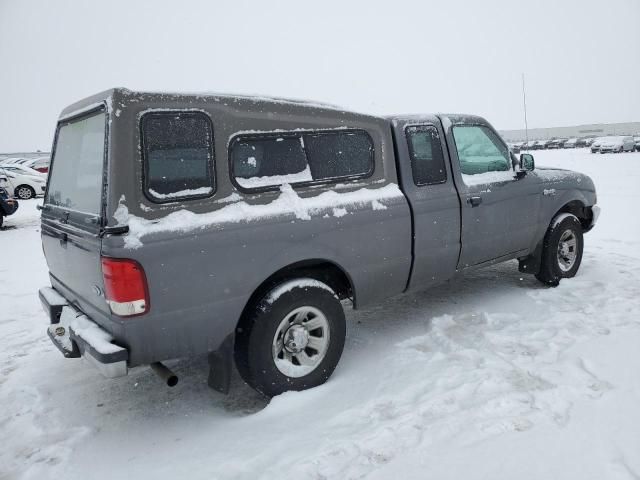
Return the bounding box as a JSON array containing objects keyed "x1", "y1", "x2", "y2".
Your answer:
[{"x1": 534, "y1": 166, "x2": 596, "y2": 193}]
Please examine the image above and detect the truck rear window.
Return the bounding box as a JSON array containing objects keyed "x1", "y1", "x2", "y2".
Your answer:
[
  {"x1": 46, "y1": 110, "x2": 106, "y2": 215},
  {"x1": 405, "y1": 125, "x2": 447, "y2": 185}
]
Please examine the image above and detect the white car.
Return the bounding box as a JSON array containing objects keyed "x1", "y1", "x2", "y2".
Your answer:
[
  {"x1": 23, "y1": 156, "x2": 50, "y2": 174},
  {"x1": 0, "y1": 166, "x2": 47, "y2": 199},
  {"x1": 0, "y1": 164, "x2": 46, "y2": 177},
  {"x1": 0, "y1": 157, "x2": 26, "y2": 165},
  {"x1": 598, "y1": 136, "x2": 635, "y2": 154}
]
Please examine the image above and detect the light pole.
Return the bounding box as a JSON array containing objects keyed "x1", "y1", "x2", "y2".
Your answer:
[{"x1": 522, "y1": 73, "x2": 529, "y2": 144}]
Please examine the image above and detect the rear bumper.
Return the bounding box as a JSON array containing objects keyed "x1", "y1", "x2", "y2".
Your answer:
[{"x1": 39, "y1": 286, "x2": 128, "y2": 378}]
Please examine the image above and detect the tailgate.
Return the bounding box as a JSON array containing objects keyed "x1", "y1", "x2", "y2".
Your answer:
[{"x1": 41, "y1": 107, "x2": 111, "y2": 325}]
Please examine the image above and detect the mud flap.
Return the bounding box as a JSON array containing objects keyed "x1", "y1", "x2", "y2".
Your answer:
[
  {"x1": 518, "y1": 241, "x2": 543, "y2": 274},
  {"x1": 207, "y1": 334, "x2": 234, "y2": 394}
]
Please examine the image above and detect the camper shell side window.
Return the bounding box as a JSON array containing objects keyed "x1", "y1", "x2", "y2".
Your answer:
[
  {"x1": 140, "y1": 111, "x2": 216, "y2": 203},
  {"x1": 229, "y1": 129, "x2": 375, "y2": 192}
]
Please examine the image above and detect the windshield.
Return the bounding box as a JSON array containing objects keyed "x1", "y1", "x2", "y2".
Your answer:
[{"x1": 45, "y1": 110, "x2": 106, "y2": 215}]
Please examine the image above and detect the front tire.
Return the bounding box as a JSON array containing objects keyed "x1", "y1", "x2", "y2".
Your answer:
[
  {"x1": 535, "y1": 214, "x2": 584, "y2": 286},
  {"x1": 15, "y1": 185, "x2": 35, "y2": 200},
  {"x1": 235, "y1": 279, "x2": 346, "y2": 397}
]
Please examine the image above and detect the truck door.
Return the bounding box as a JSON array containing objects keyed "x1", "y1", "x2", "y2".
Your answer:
[
  {"x1": 392, "y1": 118, "x2": 461, "y2": 290},
  {"x1": 441, "y1": 117, "x2": 541, "y2": 268}
]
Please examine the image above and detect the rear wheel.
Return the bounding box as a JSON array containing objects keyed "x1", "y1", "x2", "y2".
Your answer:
[
  {"x1": 535, "y1": 214, "x2": 584, "y2": 286},
  {"x1": 235, "y1": 279, "x2": 346, "y2": 397},
  {"x1": 15, "y1": 185, "x2": 35, "y2": 200},
  {"x1": 0, "y1": 214, "x2": 3, "y2": 228}
]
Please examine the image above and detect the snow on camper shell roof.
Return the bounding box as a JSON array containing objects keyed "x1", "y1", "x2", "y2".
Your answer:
[{"x1": 59, "y1": 88, "x2": 354, "y2": 120}]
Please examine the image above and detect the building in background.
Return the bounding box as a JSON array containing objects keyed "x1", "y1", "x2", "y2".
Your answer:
[{"x1": 500, "y1": 122, "x2": 640, "y2": 142}]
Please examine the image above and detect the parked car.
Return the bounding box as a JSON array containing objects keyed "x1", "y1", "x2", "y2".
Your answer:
[
  {"x1": 547, "y1": 138, "x2": 568, "y2": 149},
  {"x1": 39, "y1": 89, "x2": 599, "y2": 397},
  {"x1": 23, "y1": 157, "x2": 51, "y2": 174},
  {"x1": 564, "y1": 138, "x2": 579, "y2": 148},
  {"x1": 564, "y1": 138, "x2": 586, "y2": 149},
  {"x1": 590, "y1": 137, "x2": 606, "y2": 153},
  {"x1": 0, "y1": 175, "x2": 19, "y2": 229},
  {"x1": 0, "y1": 166, "x2": 47, "y2": 199},
  {"x1": 0, "y1": 163, "x2": 46, "y2": 177},
  {"x1": 0, "y1": 157, "x2": 27, "y2": 165},
  {"x1": 535, "y1": 139, "x2": 552, "y2": 149},
  {"x1": 509, "y1": 142, "x2": 522, "y2": 153},
  {"x1": 523, "y1": 140, "x2": 538, "y2": 150},
  {"x1": 634, "y1": 136, "x2": 640, "y2": 152},
  {"x1": 598, "y1": 136, "x2": 635, "y2": 153}
]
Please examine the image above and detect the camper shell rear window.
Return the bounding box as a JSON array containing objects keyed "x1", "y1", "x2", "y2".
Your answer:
[{"x1": 45, "y1": 108, "x2": 107, "y2": 216}]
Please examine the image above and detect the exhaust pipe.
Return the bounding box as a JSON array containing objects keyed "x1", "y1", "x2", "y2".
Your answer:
[{"x1": 150, "y1": 362, "x2": 178, "y2": 387}]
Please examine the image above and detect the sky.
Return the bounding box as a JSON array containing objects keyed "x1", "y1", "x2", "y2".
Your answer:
[{"x1": 0, "y1": 0, "x2": 639, "y2": 152}]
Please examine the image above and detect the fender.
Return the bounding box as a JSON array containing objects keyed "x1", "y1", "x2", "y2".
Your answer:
[{"x1": 520, "y1": 188, "x2": 595, "y2": 275}]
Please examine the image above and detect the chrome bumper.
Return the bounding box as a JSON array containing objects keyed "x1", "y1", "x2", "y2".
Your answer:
[{"x1": 40, "y1": 287, "x2": 128, "y2": 378}]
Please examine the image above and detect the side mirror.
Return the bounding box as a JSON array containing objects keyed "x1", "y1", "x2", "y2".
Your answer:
[{"x1": 520, "y1": 153, "x2": 535, "y2": 171}]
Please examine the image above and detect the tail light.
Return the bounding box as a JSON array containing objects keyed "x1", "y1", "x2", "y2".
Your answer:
[{"x1": 101, "y1": 257, "x2": 149, "y2": 317}]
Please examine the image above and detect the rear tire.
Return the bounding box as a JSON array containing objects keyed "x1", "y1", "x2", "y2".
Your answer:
[
  {"x1": 15, "y1": 185, "x2": 35, "y2": 200},
  {"x1": 0, "y1": 215, "x2": 3, "y2": 228},
  {"x1": 535, "y1": 214, "x2": 584, "y2": 286},
  {"x1": 235, "y1": 279, "x2": 346, "y2": 397}
]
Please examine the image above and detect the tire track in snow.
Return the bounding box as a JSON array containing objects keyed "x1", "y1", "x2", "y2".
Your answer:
[{"x1": 233, "y1": 253, "x2": 640, "y2": 480}]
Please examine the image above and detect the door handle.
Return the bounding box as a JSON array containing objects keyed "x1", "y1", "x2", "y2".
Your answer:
[{"x1": 467, "y1": 196, "x2": 483, "y2": 207}]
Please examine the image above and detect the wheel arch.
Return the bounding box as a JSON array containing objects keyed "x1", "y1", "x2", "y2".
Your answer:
[
  {"x1": 554, "y1": 199, "x2": 593, "y2": 231},
  {"x1": 238, "y1": 259, "x2": 355, "y2": 327},
  {"x1": 520, "y1": 197, "x2": 591, "y2": 275}
]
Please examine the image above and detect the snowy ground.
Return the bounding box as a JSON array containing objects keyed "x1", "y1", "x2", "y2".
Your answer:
[{"x1": 2, "y1": 148, "x2": 639, "y2": 480}]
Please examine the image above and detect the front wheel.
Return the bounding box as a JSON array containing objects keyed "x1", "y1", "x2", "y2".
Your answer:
[
  {"x1": 535, "y1": 213, "x2": 584, "y2": 286},
  {"x1": 235, "y1": 279, "x2": 346, "y2": 397},
  {"x1": 15, "y1": 185, "x2": 35, "y2": 200}
]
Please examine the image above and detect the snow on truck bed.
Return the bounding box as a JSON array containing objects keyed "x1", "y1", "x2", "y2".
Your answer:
[{"x1": 2, "y1": 148, "x2": 640, "y2": 480}]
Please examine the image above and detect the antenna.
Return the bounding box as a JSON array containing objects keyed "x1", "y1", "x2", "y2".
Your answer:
[{"x1": 522, "y1": 73, "x2": 529, "y2": 144}]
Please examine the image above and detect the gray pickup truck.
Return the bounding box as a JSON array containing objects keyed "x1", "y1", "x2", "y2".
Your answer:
[{"x1": 39, "y1": 88, "x2": 599, "y2": 397}]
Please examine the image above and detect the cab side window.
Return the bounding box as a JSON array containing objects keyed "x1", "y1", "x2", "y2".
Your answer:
[
  {"x1": 452, "y1": 125, "x2": 510, "y2": 176},
  {"x1": 405, "y1": 125, "x2": 447, "y2": 185}
]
